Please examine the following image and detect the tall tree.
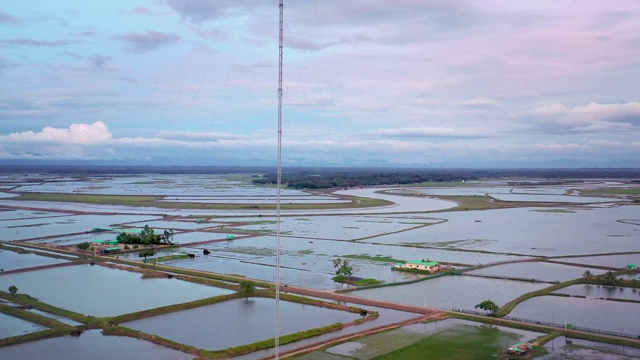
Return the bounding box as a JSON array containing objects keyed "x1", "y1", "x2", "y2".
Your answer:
[
  {"x1": 332, "y1": 258, "x2": 342, "y2": 270},
  {"x1": 475, "y1": 300, "x2": 499, "y2": 315},
  {"x1": 240, "y1": 280, "x2": 255, "y2": 300},
  {"x1": 338, "y1": 260, "x2": 353, "y2": 281},
  {"x1": 603, "y1": 271, "x2": 617, "y2": 286},
  {"x1": 162, "y1": 229, "x2": 174, "y2": 244}
]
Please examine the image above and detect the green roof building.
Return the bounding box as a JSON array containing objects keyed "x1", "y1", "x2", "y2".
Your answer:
[{"x1": 394, "y1": 259, "x2": 440, "y2": 273}]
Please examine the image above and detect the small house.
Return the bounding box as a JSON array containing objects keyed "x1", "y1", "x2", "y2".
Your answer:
[
  {"x1": 508, "y1": 342, "x2": 532, "y2": 354},
  {"x1": 394, "y1": 260, "x2": 440, "y2": 273}
]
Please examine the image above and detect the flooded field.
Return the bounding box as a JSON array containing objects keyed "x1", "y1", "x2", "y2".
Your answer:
[
  {"x1": 0, "y1": 264, "x2": 231, "y2": 316},
  {"x1": 298, "y1": 318, "x2": 544, "y2": 359},
  {"x1": 351, "y1": 276, "x2": 548, "y2": 311},
  {"x1": 0, "y1": 329, "x2": 194, "y2": 360},
  {"x1": 0, "y1": 249, "x2": 68, "y2": 271},
  {"x1": 124, "y1": 297, "x2": 359, "y2": 350},
  {"x1": 541, "y1": 336, "x2": 640, "y2": 359},
  {"x1": 0, "y1": 312, "x2": 46, "y2": 338},
  {"x1": 0, "y1": 214, "x2": 158, "y2": 241},
  {"x1": 509, "y1": 295, "x2": 640, "y2": 334},
  {"x1": 0, "y1": 174, "x2": 639, "y2": 358},
  {"x1": 554, "y1": 284, "x2": 640, "y2": 302},
  {"x1": 466, "y1": 261, "x2": 607, "y2": 282}
]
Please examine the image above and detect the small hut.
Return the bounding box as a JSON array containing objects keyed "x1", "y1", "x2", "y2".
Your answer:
[{"x1": 508, "y1": 342, "x2": 532, "y2": 354}]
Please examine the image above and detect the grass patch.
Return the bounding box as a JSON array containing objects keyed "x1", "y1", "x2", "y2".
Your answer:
[
  {"x1": 0, "y1": 303, "x2": 69, "y2": 329},
  {"x1": 375, "y1": 323, "x2": 522, "y2": 359},
  {"x1": 296, "y1": 249, "x2": 314, "y2": 255},
  {"x1": 109, "y1": 293, "x2": 239, "y2": 324},
  {"x1": 532, "y1": 209, "x2": 577, "y2": 213},
  {"x1": 435, "y1": 195, "x2": 565, "y2": 212},
  {"x1": 332, "y1": 276, "x2": 383, "y2": 287},
  {"x1": 0, "y1": 291, "x2": 96, "y2": 324},
  {"x1": 342, "y1": 254, "x2": 405, "y2": 263},
  {"x1": 0, "y1": 327, "x2": 76, "y2": 348},
  {"x1": 154, "y1": 254, "x2": 191, "y2": 262},
  {"x1": 216, "y1": 246, "x2": 276, "y2": 256},
  {"x1": 582, "y1": 188, "x2": 640, "y2": 196},
  {"x1": 352, "y1": 278, "x2": 384, "y2": 286}
]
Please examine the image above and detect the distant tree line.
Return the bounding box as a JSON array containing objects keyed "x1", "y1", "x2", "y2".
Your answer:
[
  {"x1": 251, "y1": 167, "x2": 640, "y2": 189},
  {"x1": 253, "y1": 170, "x2": 478, "y2": 189}
]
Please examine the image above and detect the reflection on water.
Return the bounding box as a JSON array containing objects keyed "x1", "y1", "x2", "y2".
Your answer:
[
  {"x1": 0, "y1": 250, "x2": 68, "y2": 271},
  {"x1": 509, "y1": 295, "x2": 640, "y2": 334},
  {"x1": 467, "y1": 261, "x2": 606, "y2": 282},
  {"x1": 541, "y1": 337, "x2": 640, "y2": 359},
  {"x1": 124, "y1": 297, "x2": 358, "y2": 350},
  {"x1": 0, "y1": 329, "x2": 193, "y2": 360},
  {"x1": 351, "y1": 276, "x2": 547, "y2": 311},
  {"x1": 0, "y1": 312, "x2": 46, "y2": 338},
  {"x1": 0, "y1": 264, "x2": 232, "y2": 316},
  {"x1": 554, "y1": 284, "x2": 640, "y2": 302}
]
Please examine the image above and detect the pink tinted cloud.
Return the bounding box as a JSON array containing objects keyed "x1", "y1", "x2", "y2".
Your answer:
[{"x1": 131, "y1": 7, "x2": 149, "y2": 14}]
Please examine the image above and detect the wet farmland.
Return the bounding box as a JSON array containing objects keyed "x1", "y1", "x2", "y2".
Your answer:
[{"x1": 1, "y1": 173, "x2": 639, "y2": 358}]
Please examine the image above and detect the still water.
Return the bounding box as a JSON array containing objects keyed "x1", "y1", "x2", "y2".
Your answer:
[
  {"x1": 0, "y1": 264, "x2": 232, "y2": 317},
  {"x1": 0, "y1": 329, "x2": 193, "y2": 360},
  {"x1": 124, "y1": 297, "x2": 358, "y2": 350},
  {"x1": 351, "y1": 275, "x2": 547, "y2": 311},
  {"x1": 509, "y1": 295, "x2": 640, "y2": 334}
]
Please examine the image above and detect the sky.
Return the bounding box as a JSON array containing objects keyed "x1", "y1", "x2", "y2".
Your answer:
[{"x1": 1, "y1": 1, "x2": 639, "y2": 168}]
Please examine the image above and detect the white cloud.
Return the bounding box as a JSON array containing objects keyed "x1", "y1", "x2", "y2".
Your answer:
[
  {"x1": 366, "y1": 126, "x2": 491, "y2": 139},
  {"x1": 459, "y1": 97, "x2": 500, "y2": 108},
  {"x1": 7, "y1": 121, "x2": 113, "y2": 144},
  {"x1": 516, "y1": 102, "x2": 640, "y2": 132}
]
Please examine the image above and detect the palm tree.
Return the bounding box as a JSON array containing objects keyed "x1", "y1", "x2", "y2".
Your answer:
[
  {"x1": 582, "y1": 270, "x2": 593, "y2": 282},
  {"x1": 602, "y1": 271, "x2": 617, "y2": 286}
]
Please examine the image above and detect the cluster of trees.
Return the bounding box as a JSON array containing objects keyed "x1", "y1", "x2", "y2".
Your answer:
[
  {"x1": 583, "y1": 270, "x2": 625, "y2": 286},
  {"x1": 332, "y1": 258, "x2": 354, "y2": 285},
  {"x1": 117, "y1": 226, "x2": 174, "y2": 246}
]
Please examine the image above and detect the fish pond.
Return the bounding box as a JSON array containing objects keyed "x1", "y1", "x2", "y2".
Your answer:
[
  {"x1": 0, "y1": 264, "x2": 231, "y2": 316},
  {"x1": 124, "y1": 297, "x2": 359, "y2": 350},
  {"x1": 508, "y1": 295, "x2": 640, "y2": 335},
  {"x1": 0, "y1": 329, "x2": 193, "y2": 360}
]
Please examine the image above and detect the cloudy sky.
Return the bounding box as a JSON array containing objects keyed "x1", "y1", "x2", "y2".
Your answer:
[{"x1": 1, "y1": 1, "x2": 639, "y2": 167}]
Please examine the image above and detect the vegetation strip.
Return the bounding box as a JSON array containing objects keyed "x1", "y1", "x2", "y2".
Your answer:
[
  {"x1": 0, "y1": 291, "x2": 95, "y2": 325},
  {"x1": 8, "y1": 192, "x2": 392, "y2": 210},
  {"x1": 0, "y1": 303, "x2": 69, "y2": 329}
]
